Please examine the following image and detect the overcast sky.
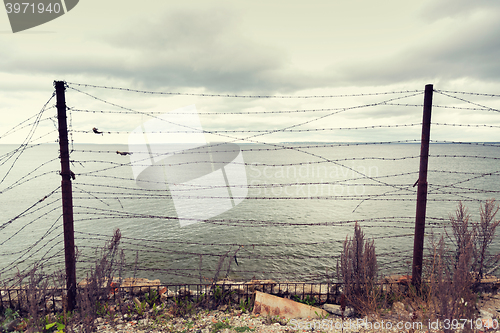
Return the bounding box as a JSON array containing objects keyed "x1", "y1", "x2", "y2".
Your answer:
[{"x1": 1, "y1": 0, "x2": 500, "y2": 144}]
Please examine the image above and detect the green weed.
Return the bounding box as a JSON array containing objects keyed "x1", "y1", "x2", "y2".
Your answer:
[
  {"x1": 234, "y1": 326, "x2": 255, "y2": 332},
  {"x1": 212, "y1": 319, "x2": 232, "y2": 333},
  {"x1": 171, "y1": 297, "x2": 195, "y2": 317},
  {"x1": 145, "y1": 289, "x2": 159, "y2": 307},
  {"x1": 44, "y1": 313, "x2": 71, "y2": 333},
  {"x1": 239, "y1": 298, "x2": 252, "y2": 313},
  {"x1": 292, "y1": 295, "x2": 317, "y2": 306},
  {"x1": 315, "y1": 310, "x2": 329, "y2": 320}
]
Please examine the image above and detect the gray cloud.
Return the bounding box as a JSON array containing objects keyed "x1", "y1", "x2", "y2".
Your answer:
[
  {"x1": 101, "y1": 8, "x2": 327, "y2": 93},
  {"x1": 420, "y1": 0, "x2": 500, "y2": 21},
  {"x1": 330, "y1": 8, "x2": 500, "y2": 87},
  {"x1": 2, "y1": 0, "x2": 500, "y2": 97},
  {"x1": 0, "y1": 6, "x2": 331, "y2": 94}
]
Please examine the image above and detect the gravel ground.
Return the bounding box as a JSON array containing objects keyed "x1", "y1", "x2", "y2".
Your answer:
[
  {"x1": 5, "y1": 283, "x2": 499, "y2": 332},
  {"x1": 91, "y1": 308, "x2": 462, "y2": 333},
  {"x1": 83, "y1": 291, "x2": 500, "y2": 332}
]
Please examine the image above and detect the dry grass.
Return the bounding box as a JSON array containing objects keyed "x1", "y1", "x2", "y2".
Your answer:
[
  {"x1": 337, "y1": 221, "x2": 380, "y2": 315},
  {"x1": 1, "y1": 229, "x2": 125, "y2": 332},
  {"x1": 75, "y1": 228, "x2": 124, "y2": 332},
  {"x1": 338, "y1": 200, "x2": 499, "y2": 331},
  {"x1": 475, "y1": 199, "x2": 500, "y2": 279}
]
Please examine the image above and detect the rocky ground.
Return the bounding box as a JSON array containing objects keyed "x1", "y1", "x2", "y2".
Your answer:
[
  {"x1": 92, "y1": 308, "x2": 430, "y2": 333},
  {"x1": 3, "y1": 277, "x2": 500, "y2": 332},
  {"x1": 3, "y1": 295, "x2": 500, "y2": 332},
  {"x1": 90, "y1": 306, "x2": 500, "y2": 333},
  {"x1": 89, "y1": 294, "x2": 500, "y2": 333}
]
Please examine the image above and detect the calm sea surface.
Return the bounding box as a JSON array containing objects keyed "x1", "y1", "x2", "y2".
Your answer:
[{"x1": 0, "y1": 143, "x2": 499, "y2": 283}]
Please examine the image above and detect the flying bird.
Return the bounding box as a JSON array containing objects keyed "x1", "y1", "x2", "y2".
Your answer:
[
  {"x1": 92, "y1": 127, "x2": 103, "y2": 135},
  {"x1": 116, "y1": 151, "x2": 132, "y2": 156}
]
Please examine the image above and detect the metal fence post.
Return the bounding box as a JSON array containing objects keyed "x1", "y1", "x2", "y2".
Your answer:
[
  {"x1": 412, "y1": 84, "x2": 433, "y2": 290},
  {"x1": 55, "y1": 80, "x2": 77, "y2": 311}
]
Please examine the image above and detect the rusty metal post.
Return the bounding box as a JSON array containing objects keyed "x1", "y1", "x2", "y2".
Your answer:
[
  {"x1": 412, "y1": 84, "x2": 433, "y2": 290},
  {"x1": 55, "y1": 81, "x2": 77, "y2": 311}
]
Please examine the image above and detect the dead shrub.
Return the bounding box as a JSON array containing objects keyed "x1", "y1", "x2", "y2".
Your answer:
[
  {"x1": 475, "y1": 199, "x2": 500, "y2": 280},
  {"x1": 337, "y1": 222, "x2": 379, "y2": 315},
  {"x1": 446, "y1": 199, "x2": 500, "y2": 283},
  {"x1": 424, "y1": 236, "x2": 477, "y2": 333},
  {"x1": 74, "y1": 228, "x2": 124, "y2": 332}
]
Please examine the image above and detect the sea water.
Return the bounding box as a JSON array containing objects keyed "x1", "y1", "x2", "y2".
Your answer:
[{"x1": 0, "y1": 143, "x2": 498, "y2": 284}]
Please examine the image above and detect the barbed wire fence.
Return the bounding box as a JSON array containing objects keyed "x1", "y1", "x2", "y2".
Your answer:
[{"x1": 0, "y1": 82, "x2": 499, "y2": 296}]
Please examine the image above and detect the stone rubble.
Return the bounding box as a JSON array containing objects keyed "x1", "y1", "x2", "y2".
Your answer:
[
  {"x1": 3, "y1": 277, "x2": 500, "y2": 332},
  {"x1": 91, "y1": 308, "x2": 439, "y2": 333}
]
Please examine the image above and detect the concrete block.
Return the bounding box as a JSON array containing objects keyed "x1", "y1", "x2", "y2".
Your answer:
[{"x1": 252, "y1": 291, "x2": 329, "y2": 319}]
